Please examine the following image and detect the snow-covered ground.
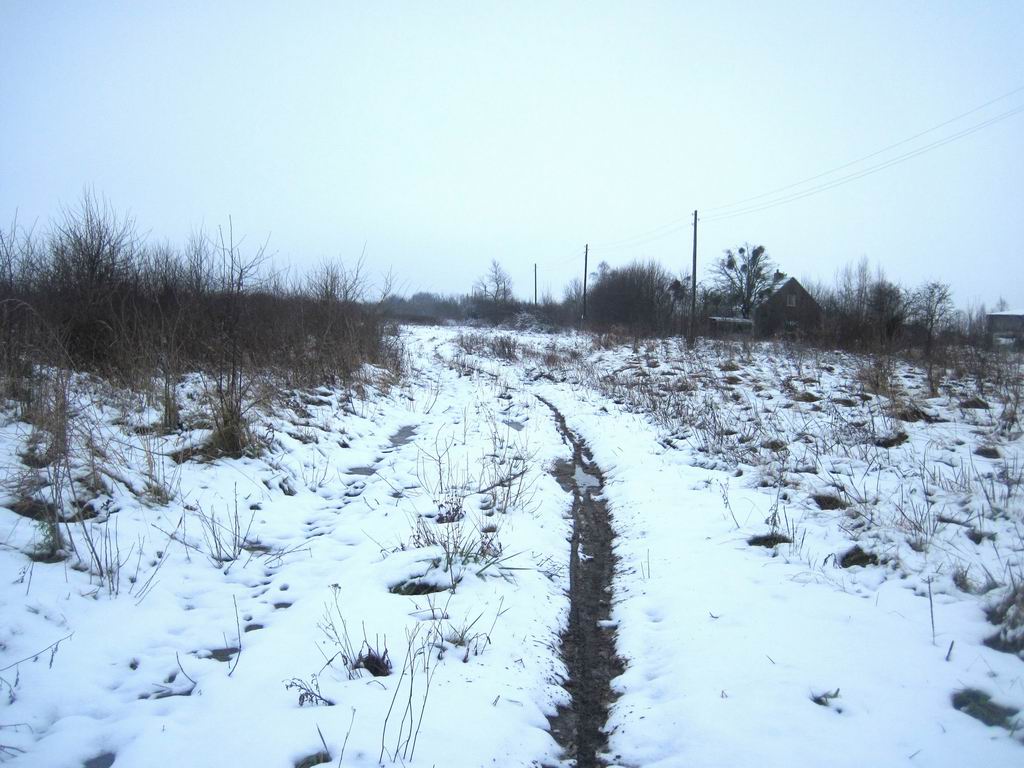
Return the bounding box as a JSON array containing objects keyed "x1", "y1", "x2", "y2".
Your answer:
[{"x1": 2, "y1": 325, "x2": 1022, "y2": 767}]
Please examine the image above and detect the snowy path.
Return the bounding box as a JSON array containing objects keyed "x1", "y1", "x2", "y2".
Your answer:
[{"x1": 2, "y1": 326, "x2": 1023, "y2": 767}]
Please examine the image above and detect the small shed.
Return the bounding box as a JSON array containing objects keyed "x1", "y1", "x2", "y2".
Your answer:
[
  {"x1": 755, "y1": 278, "x2": 823, "y2": 337},
  {"x1": 709, "y1": 316, "x2": 754, "y2": 336},
  {"x1": 987, "y1": 310, "x2": 1024, "y2": 343}
]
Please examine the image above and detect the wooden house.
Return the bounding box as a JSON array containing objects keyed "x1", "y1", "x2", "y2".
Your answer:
[
  {"x1": 987, "y1": 310, "x2": 1024, "y2": 344},
  {"x1": 755, "y1": 278, "x2": 823, "y2": 337}
]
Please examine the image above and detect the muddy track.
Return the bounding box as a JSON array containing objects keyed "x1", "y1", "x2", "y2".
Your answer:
[{"x1": 538, "y1": 396, "x2": 623, "y2": 768}]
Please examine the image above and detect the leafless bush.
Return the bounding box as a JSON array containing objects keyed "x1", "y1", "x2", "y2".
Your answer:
[
  {"x1": 1, "y1": 198, "x2": 403, "y2": 459},
  {"x1": 193, "y1": 496, "x2": 257, "y2": 569},
  {"x1": 319, "y1": 587, "x2": 393, "y2": 679},
  {"x1": 587, "y1": 260, "x2": 682, "y2": 337},
  {"x1": 401, "y1": 515, "x2": 507, "y2": 591},
  {"x1": 487, "y1": 334, "x2": 518, "y2": 361},
  {"x1": 455, "y1": 331, "x2": 487, "y2": 355}
]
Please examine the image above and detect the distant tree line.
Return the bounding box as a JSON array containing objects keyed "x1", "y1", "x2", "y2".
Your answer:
[
  {"x1": 2, "y1": 193, "x2": 1006, "y2": 428},
  {"x1": 383, "y1": 245, "x2": 1008, "y2": 365}
]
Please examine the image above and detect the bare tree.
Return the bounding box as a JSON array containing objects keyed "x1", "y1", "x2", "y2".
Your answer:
[
  {"x1": 711, "y1": 243, "x2": 785, "y2": 318},
  {"x1": 668, "y1": 275, "x2": 691, "y2": 334},
  {"x1": 562, "y1": 277, "x2": 584, "y2": 320},
  {"x1": 912, "y1": 281, "x2": 954, "y2": 357},
  {"x1": 911, "y1": 280, "x2": 954, "y2": 392},
  {"x1": 474, "y1": 259, "x2": 513, "y2": 304},
  {"x1": 46, "y1": 189, "x2": 141, "y2": 368},
  {"x1": 867, "y1": 276, "x2": 907, "y2": 350}
]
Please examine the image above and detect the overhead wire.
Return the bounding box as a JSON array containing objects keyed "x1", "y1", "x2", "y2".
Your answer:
[
  {"x1": 578, "y1": 83, "x2": 1024, "y2": 245},
  {"x1": 588, "y1": 220, "x2": 692, "y2": 254},
  {"x1": 535, "y1": 85, "x2": 1024, "y2": 275},
  {"x1": 701, "y1": 102, "x2": 1024, "y2": 223},
  {"x1": 702, "y1": 83, "x2": 1024, "y2": 215},
  {"x1": 553, "y1": 248, "x2": 586, "y2": 267},
  {"x1": 589, "y1": 214, "x2": 693, "y2": 250}
]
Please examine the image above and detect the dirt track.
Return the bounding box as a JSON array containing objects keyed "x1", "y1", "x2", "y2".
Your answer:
[{"x1": 539, "y1": 396, "x2": 623, "y2": 767}]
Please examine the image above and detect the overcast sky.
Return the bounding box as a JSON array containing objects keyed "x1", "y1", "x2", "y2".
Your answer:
[{"x1": 2, "y1": 1, "x2": 1023, "y2": 308}]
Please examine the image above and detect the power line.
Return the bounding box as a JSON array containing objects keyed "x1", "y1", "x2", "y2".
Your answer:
[
  {"x1": 590, "y1": 214, "x2": 693, "y2": 250},
  {"x1": 552, "y1": 247, "x2": 586, "y2": 267},
  {"x1": 703, "y1": 83, "x2": 1024, "y2": 214},
  {"x1": 701, "y1": 102, "x2": 1024, "y2": 223},
  {"x1": 589, "y1": 219, "x2": 693, "y2": 254},
  {"x1": 582, "y1": 83, "x2": 1024, "y2": 247}
]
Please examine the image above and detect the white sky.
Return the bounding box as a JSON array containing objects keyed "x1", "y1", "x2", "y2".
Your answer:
[{"x1": 2, "y1": 1, "x2": 1023, "y2": 308}]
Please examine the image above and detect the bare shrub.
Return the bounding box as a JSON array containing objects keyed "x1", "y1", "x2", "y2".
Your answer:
[
  {"x1": 487, "y1": 334, "x2": 518, "y2": 361},
  {"x1": 319, "y1": 587, "x2": 393, "y2": 679},
  {"x1": 1, "y1": 200, "x2": 403, "y2": 463}
]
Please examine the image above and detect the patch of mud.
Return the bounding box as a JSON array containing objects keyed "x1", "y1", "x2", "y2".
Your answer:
[
  {"x1": 389, "y1": 578, "x2": 452, "y2": 596},
  {"x1": 203, "y1": 646, "x2": 239, "y2": 663},
  {"x1": 295, "y1": 751, "x2": 332, "y2": 768},
  {"x1": 83, "y1": 753, "x2": 116, "y2": 768},
  {"x1": 959, "y1": 397, "x2": 990, "y2": 410},
  {"x1": 952, "y1": 688, "x2": 1019, "y2": 729},
  {"x1": 748, "y1": 532, "x2": 792, "y2": 548},
  {"x1": 539, "y1": 397, "x2": 623, "y2": 768},
  {"x1": 894, "y1": 404, "x2": 933, "y2": 423},
  {"x1": 139, "y1": 673, "x2": 195, "y2": 700},
  {"x1": 967, "y1": 528, "x2": 996, "y2": 545},
  {"x1": 984, "y1": 587, "x2": 1024, "y2": 658},
  {"x1": 9, "y1": 498, "x2": 58, "y2": 521},
  {"x1": 792, "y1": 391, "x2": 821, "y2": 403},
  {"x1": 389, "y1": 425, "x2": 417, "y2": 447},
  {"x1": 811, "y1": 494, "x2": 847, "y2": 511},
  {"x1": 839, "y1": 545, "x2": 878, "y2": 568},
  {"x1": 874, "y1": 431, "x2": 908, "y2": 449}
]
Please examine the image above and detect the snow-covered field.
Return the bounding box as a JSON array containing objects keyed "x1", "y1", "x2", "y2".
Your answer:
[{"x1": 2, "y1": 325, "x2": 1022, "y2": 767}]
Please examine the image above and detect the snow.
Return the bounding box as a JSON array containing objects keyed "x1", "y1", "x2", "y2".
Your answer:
[{"x1": 1, "y1": 327, "x2": 1022, "y2": 767}]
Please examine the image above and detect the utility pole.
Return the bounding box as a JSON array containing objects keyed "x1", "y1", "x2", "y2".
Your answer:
[
  {"x1": 687, "y1": 210, "x2": 697, "y2": 348},
  {"x1": 582, "y1": 244, "x2": 589, "y2": 322},
  {"x1": 534, "y1": 263, "x2": 537, "y2": 305}
]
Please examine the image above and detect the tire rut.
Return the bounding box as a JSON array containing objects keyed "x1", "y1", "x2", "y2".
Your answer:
[{"x1": 538, "y1": 396, "x2": 623, "y2": 768}]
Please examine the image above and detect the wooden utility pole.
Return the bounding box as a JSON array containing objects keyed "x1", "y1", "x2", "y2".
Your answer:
[
  {"x1": 534, "y1": 263, "x2": 537, "y2": 305},
  {"x1": 687, "y1": 210, "x2": 697, "y2": 347},
  {"x1": 582, "y1": 244, "x2": 589, "y2": 322}
]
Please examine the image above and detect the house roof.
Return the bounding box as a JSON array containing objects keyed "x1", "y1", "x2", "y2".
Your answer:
[
  {"x1": 988, "y1": 310, "x2": 1024, "y2": 317},
  {"x1": 768, "y1": 277, "x2": 805, "y2": 296},
  {"x1": 767, "y1": 277, "x2": 819, "y2": 303}
]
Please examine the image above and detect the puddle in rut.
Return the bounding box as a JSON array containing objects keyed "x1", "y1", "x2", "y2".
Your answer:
[
  {"x1": 574, "y1": 464, "x2": 601, "y2": 491},
  {"x1": 83, "y1": 753, "x2": 116, "y2": 768},
  {"x1": 389, "y1": 425, "x2": 417, "y2": 447},
  {"x1": 203, "y1": 646, "x2": 239, "y2": 663},
  {"x1": 540, "y1": 397, "x2": 623, "y2": 768}
]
